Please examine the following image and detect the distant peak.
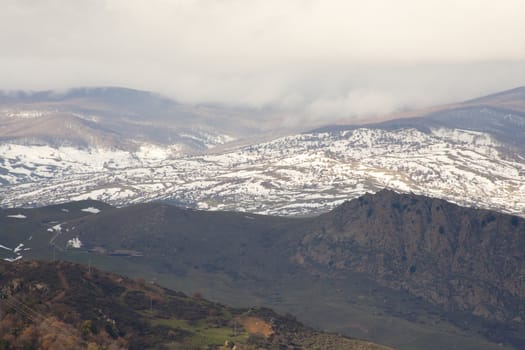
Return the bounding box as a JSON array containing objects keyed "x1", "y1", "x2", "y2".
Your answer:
[{"x1": 463, "y1": 85, "x2": 525, "y2": 104}]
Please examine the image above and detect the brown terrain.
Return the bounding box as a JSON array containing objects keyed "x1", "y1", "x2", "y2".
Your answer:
[{"x1": 0, "y1": 260, "x2": 393, "y2": 350}]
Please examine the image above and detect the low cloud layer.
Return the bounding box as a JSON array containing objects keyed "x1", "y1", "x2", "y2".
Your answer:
[{"x1": 1, "y1": 0, "x2": 525, "y2": 122}]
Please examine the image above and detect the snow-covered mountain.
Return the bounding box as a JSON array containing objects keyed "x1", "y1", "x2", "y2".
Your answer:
[
  {"x1": 1, "y1": 86, "x2": 525, "y2": 217},
  {"x1": 316, "y1": 87, "x2": 525, "y2": 153},
  {"x1": 1, "y1": 126, "x2": 524, "y2": 217}
]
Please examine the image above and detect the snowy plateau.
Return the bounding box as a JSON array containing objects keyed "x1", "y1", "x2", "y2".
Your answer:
[{"x1": 1, "y1": 127, "x2": 524, "y2": 217}]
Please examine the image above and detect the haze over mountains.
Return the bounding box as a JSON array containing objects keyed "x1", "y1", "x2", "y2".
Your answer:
[
  {"x1": 2, "y1": 2, "x2": 525, "y2": 349},
  {"x1": 0, "y1": 87, "x2": 274, "y2": 152},
  {"x1": 317, "y1": 86, "x2": 525, "y2": 151},
  {"x1": 1, "y1": 86, "x2": 524, "y2": 218}
]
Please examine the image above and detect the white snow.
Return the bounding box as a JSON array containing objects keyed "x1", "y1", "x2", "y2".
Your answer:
[
  {"x1": 81, "y1": 207, "x2": 100, "y2": 214},
  {"x1": 71, "y1": 188, "x2": 135, "y2": 202},
  {"x1": 7, "y1": 214, "x2": 26, "y2": 219},
  {"x1": 66, "y1": 237, "x2": 82, "y2": 248},
  {"x1": 197, "y1": 202, "x2": 209, "y2": 209},
  {"x1": 136, "y1": 144, "x2": 174, "y2": 160},
  {"x1": 0, "y1": 127, "x2": 524, "y2": 217},
  {"x1": 3, "y1": 256, "x2": 23, "y2": 262},
  {"x1": 5, "y1": 110, "x2": 46, "y2": 119},
  {"x1": 0, "y1": 243, "x2": 25, "y2": 263}
]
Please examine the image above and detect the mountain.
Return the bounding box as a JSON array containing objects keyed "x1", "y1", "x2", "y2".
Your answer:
[
  {"x1": 465, "y1": 86, "x2": 525, "y2": 112},
  {"x1": 0, "y1": 86, "x2": 281, "y2": 153},
  {"x1": 315, "y1": 86, "x2": 525, "y2": 152},
  {"x1": 1, "y1": 86, "x2": 524, "y2": 217},
  {"x1": 1, "y1": 124, "x2": 524, "y2": 217},
  {"x1": 1, "y1": 192, "x2": 524, "y2": 349},
  {"x1": 306, "y1": 190, "x2": 525, "y2": 321},
  {"x1": 0, "y1": 260, "x2": 391, "y2": 350}
]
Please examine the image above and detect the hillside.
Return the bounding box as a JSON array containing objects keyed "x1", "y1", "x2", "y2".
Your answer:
[
  {"x1": 1, "y1": 193, "x2": 524, "y2": 349},
  {"x1": 2, "y1": 127, "x2": 524, "y2": 218},
  {"x1": 1, "y1": 86, "x2": 525, "y2": 218},
  {"x1": 0, "y1": 260, "x2": 391, "y2": 350},
  {"x1": 0, "y1": 87, "x2": 252, "y2": 153},
  {"x1": 315, "y1": 86, "x2": 525, "y2": 151},
  {"x1": 300, "y1": 191, "x2": 525, "y2": 340}
]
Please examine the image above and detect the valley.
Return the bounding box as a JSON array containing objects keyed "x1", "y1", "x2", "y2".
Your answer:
[
  {"x1": 1, "y1": 192, "x2": 524, "y2": 349},
  {"x1": 1, "y1": 86, "x2": 525, "y2": 350},
  {"x1": 3, "y1": 2, "x2": 525, "y2": 349}
]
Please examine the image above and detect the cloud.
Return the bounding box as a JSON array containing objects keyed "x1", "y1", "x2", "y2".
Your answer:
[
  {"x1": 306, "y1": 89, "x2": 398, "y2": 119},
  {"x1": 1, "y1": 0, "x2": 525, "y2": 123}
]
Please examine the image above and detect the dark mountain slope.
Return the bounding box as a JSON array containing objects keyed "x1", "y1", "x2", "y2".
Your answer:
[
  {"x1": 0, "y1": 200, "x2": 113, "y2": 260},
  {"x1": 0, "y1": 260, "x2": 391, "y2": 350},
  {"x1": 51, "y1": 192, "x2": 525, "y2": 323},
  {"x1": 300, "y1": 190, "x2": 525, "y2": 320},
  {"x1": 2, "y1": 192, "x2": 525, "y2": 349},
  {"x1": 52, "y1": 203, "x2": 301, "y2": 280},
  {"x1": 465, "y1": 86, "x2": 525, "y2": 111}
]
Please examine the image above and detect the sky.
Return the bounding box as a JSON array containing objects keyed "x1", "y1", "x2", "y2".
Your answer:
[{"x1": 1, "y1": 0, "x2": 525, "y2": 122}]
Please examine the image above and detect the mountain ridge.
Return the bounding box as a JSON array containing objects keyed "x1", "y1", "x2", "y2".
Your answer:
[
  {"x1": 2, "y1": 126, "x2": 523, "y2": 218},
  {"x1": 312, "y1": 85, "x2": 525, "y2": 134},
  {"x1": 1, "y1": 85, "x2": 525, "y2": 219},
  {"x1": 0, "y1": 86, "x2": 298, "y2": 153},
  {"x1": 1, "y1": 191, "x2": 524, "y2": 349}
]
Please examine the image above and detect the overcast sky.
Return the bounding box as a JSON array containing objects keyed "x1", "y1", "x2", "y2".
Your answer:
[{"x1": 1, "y1": 0, "x2": 525, "y2": 121}]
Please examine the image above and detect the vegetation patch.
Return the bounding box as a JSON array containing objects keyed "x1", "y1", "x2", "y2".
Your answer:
[{"x1": 239, "y1": 316, "x2": 273, "y2": 337}]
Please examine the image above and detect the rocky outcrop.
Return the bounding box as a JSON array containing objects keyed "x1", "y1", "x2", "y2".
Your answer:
[{"x1": 297, "y1": 190, "x2": 525, "y2": 322}]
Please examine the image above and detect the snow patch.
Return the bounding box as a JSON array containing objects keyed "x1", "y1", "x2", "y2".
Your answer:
[
  {"x1": 4, "y1": 256, "x2": 23, "y2": 262},
  {"x1": 7, "y1": 214, "x2": 26, "y2": 219},
  {"x1": 82, "y1": 207, "x2": 100, "y2": 214},
  {"x1": 67, "y1": 237, "x2": 82, "y2": 248},
  {"x1": 5, "y1": 110, "x2": 46, "y2": 119},
  {"x1": 197, "y1": 202, "x2": 209, "y2": 209}
]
